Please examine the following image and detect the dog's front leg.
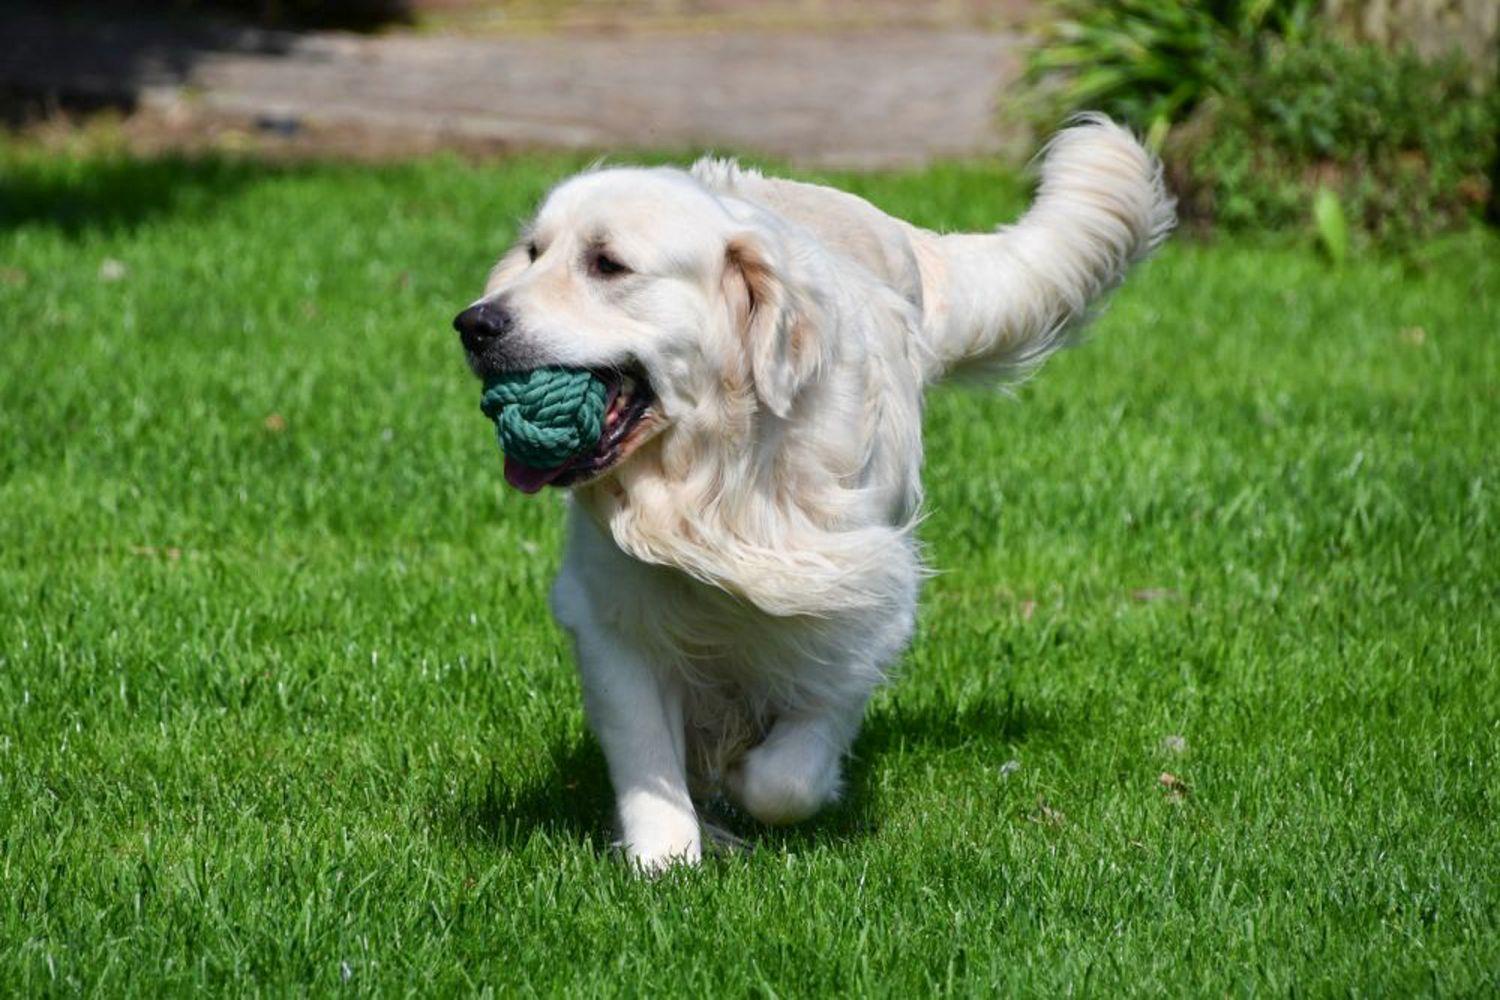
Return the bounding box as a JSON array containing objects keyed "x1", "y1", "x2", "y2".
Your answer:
[
  {"x1": 727, "y1": 698, "x2": 867, "y2": 826},
  {"x1": 570, "y1": 617, "x2": 700, "y2": 871}
]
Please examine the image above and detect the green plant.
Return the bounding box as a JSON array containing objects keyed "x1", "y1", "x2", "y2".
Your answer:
[
  {"x1": 1172, "y1": 39, "x2": 1497, "y2": 243},
  {"x1": 1026, "y1": 0, "x2": 1321, "y2": 142},
  {"x1": 1312, "y1": 186, "x2": 1349, "y2": 263},
  {"x1": 1027, "y1": 1, "x2": 1498, "y2": 244}
]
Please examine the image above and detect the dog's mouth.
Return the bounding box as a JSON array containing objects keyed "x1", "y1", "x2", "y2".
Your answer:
[{"x1": 502, "y1": 366, "x2": 662, "y2": 494}]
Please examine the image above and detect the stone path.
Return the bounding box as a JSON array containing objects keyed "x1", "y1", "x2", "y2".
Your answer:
[{"x1": 1, "y1": 10, "x2": 1027, "y2": 167}]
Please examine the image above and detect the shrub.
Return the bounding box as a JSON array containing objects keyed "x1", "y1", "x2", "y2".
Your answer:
[
  {"x1": 1025, "y1": 0, "x2": 1322, "y2": 143},
  {"x1": 1169, "y1": 39, "x2": 1496, "y2": 243},
  {"x1": 1026, "y1": 1, "x2": 1499, "y2": 244}
]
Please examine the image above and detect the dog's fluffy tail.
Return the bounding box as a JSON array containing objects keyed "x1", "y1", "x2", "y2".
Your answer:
[{"x1": 913, "y1": 114, "x2": 1175, "y2": 384}]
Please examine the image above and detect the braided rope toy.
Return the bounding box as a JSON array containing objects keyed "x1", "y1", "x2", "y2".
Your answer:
[{"x1": 480, "y1": 367, "x2": 609, "y2": 471}]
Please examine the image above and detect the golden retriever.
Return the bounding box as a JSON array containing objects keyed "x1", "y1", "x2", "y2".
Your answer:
[{"x1": 454, "y1": 115, "x2": 1174, "y2": 870}]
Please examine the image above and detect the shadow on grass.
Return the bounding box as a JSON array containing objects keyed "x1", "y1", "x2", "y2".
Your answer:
[
  {"x1": 858, "y1": 684, "x2": 1043, "y2": 759},
  {"x1": 749, "y1": 686, "x2": 1049, "y2": 853},
  {"x1": 0, "y1": 154, "x2": 279, "y2": 237},
  {"x1": 449, "y1": 735, "x2": 617, "y2": 854},
  {"x1": 446, "y1": 685, "x2": 1048, "y2": 857}
]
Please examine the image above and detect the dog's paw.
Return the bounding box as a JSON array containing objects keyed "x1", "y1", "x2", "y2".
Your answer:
[
  {"x1": 625, "y1": 834, "x2": 702, "y2": 875},
  {"x1": 727, "y1": 744, "x2": 841, "y2": 826},
  {"x1": 619, "y1": 809, "x2": 703, "y2": 874}
]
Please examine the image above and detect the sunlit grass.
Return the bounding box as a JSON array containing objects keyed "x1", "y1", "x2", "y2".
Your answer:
[{"x1": 1, "y1": 146, "x2": 1496, "y2": 994}]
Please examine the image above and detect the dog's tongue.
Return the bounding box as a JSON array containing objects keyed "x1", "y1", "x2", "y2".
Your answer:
[{"x1": 503, "y1": 454, "x2": 574, "y2": 494}]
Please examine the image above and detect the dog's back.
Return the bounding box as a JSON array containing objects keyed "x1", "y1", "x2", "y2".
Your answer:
[{"x1": 696, "y1": 116, "x2": 1175, "y2": 389}]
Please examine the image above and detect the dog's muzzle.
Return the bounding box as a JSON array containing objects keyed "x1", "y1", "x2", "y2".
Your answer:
[{"x1": 454, "y1": 299, "x2": 543, "y2": 375}]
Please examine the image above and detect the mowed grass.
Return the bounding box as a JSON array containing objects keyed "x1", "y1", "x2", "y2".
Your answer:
[{"x1": 1, "y1": 143, "x2": 1497, "y2": 996}]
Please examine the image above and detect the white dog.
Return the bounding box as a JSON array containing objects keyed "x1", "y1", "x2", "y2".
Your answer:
[{"x1": 454, "y1": 115, "x2": 1174, "y2": 870}]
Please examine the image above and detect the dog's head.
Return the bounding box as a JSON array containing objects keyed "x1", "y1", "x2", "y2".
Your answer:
[{"x1": 454, "y1": 167, "x2": 824, "y2": 493}]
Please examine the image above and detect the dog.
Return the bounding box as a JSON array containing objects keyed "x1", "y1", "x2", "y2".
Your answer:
[{"x1": 454, "y1": 114, "x2": 1174, "y2": 871}]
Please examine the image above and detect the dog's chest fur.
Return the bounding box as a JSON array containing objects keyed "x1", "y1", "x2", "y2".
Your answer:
[{"x1": 552, "y1": 505, "x2": 917, "y2": 782}]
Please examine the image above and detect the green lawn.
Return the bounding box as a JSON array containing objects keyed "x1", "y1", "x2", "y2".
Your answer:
[{"x1": 2, "y1": 145, "x2": 1497, "y2": 996}]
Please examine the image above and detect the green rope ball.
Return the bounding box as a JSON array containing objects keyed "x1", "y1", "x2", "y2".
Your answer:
[{"x1": 480, "y1": 367, "x2": 609, "y2": 470}]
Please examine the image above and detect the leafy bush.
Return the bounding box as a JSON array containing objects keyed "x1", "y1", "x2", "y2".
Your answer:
[
  {"x1": 1025, "y1": 0, "x2": 1322, "y2": 143},
  {"x1": 1027, "y1": 1, "x2": 1499, "y2": 244},
  {"x1": 1169, "y1": 39, "x2": 1496, "y2": 243}
]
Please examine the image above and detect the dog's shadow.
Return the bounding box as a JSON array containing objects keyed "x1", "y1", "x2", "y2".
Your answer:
[
  {"x1": 448, "y1": 687, "x2": 1046, "y2": 857},
  {"x1": 452, "y1": 736, "x2": 618, "y2": 854},
  {"x1": 753, "y1": 688, "x2": 1047, "y2": 853}
]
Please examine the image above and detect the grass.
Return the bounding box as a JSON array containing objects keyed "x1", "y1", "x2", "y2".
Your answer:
[{"x1": 1, "y1": 142, "x2": 1497, "y2": 996}]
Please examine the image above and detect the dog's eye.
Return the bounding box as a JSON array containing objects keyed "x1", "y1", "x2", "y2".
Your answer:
[
  {"x1": 526, "y1": 242, "x2": 540, "y2": 263},
  {"x1": 590, "y1": 250, "x2": 630, "y2": 279}
]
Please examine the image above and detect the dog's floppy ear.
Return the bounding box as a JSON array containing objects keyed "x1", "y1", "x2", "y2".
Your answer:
[{"x1": 723, "y1": 231, "x2": 820, "y2": 419}]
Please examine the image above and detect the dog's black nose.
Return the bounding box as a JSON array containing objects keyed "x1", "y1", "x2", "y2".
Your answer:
[{"x1": 453, "y1": 301, "x2": 513, "y2": 353}]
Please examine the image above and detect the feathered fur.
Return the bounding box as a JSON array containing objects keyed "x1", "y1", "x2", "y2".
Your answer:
[{"x1": 462, "y1": 116, "x2": 1175, "y2": 870}]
